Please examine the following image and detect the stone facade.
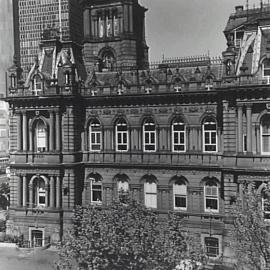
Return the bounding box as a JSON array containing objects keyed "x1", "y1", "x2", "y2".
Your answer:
[{"x1": 5, "y1": 1, "x2": 270, "y2": 268}]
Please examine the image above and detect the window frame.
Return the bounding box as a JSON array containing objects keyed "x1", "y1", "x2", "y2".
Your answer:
[
  {"x1": 172, "y1": 120, "x2": 186, "y2": 152},
  {"x1": 204, "y1": 236, "x2": 220, "y2": 258},
  {"x1": 90, "y1": 178, "x2": 102, "y2": 204},
  {"x1": 262, "y1": 59, "x2": 270, "y2": 82},
  {"x1": 262, "y1": 189, "x2": 270, "y2": 220},
  {"x1": 89, "y1": 120, "x2": 102, "y2": 152},
  {"x1": 144, "y1": 181, "x2": 157, "y2": 209},
  {"x1": 143, "y1": 119, "x2": 156, "y2": 152},
  {"x1": 261, "y1": 115, "x2": 270, "y2": 155},
  {"x1": 204, "y1": 181, "x2": 219, "y2": 213},
  {"x1": 203, "y1": 119, "x2": 218, "y2": 153},
  {"x1": 35, "y1": 120, "x2": 47, "y2": 153},
  {"x1": 117, "y1": 180, "x2": 129, "y2": 203},
  {"x1": 32, "y1": 75, "x2": 42, "y2": 96},
  {"x1": 173, "y1": 180, "x2": 187, "y2": 211},
  {"x1": 115, "y1": 120, "x2": 128, "y2": 152}
]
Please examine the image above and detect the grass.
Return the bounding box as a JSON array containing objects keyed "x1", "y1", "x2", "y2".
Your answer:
[{"x1": 0, "y1": 247, "x2": 59, "y2": 270}]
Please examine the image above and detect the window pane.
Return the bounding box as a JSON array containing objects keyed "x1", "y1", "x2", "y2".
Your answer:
[
  {"x1": 175, "y1": 196, "x2": 186, "y2": 208},
  {"x1": 206, "y1": 198, "x2": 218, "y2": 210},
  {"x1": 205, "y1": 237, "x2": 219, "y2": 257},
  {"x1": 145, "y1": 193, "x2": 157, "y2": 208},
  {"x1": 262, "y1": 136, "x2": 270, "y2": 152},
  {"x1": 150, "y1": 132, "x2": 155, "y2": 143},
  {"x1": 174, "y1": 145, "x2": 185, "y2": 151},
  {"x1": 145, "y1": 182, "x2": 157, "y2": 193},
  {"x1": 205, "y1": 133, "x2": 210, "y2": 144}
]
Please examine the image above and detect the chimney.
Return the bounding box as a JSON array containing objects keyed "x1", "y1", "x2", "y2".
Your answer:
[{"x1": 235, "y1": 5, "x2": 244, "y2": 13}]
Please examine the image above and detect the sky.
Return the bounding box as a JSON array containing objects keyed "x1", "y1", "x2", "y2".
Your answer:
[{"x1": 140, "y1": 0, "x2": 261, "y2": 61}]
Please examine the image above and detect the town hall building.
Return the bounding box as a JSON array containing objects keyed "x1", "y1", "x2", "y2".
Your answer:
[{"x1": 4, "y1": 0, "x2": 270, "y2": 268}]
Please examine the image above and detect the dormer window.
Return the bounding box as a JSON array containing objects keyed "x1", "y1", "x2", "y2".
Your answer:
[
  {"x1": 32, "y1": 75, "x2": 42, "y2": 96},
  {"x1": 263, "y1": 59, "x2": 270, "y2": 84}
]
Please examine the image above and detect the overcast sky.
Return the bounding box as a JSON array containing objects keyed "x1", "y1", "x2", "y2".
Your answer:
[{"x1": 141, "y1": 0, "x2": 261, "y2": 61}]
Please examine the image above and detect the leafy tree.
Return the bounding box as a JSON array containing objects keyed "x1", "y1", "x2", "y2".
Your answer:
[
  {"x1": 230, "y1": 184, "x2": 270, "y2": 270},
  {"x1": 57, "y1": 199, "x2": 204, "y2": 270},
  {"x1": 0, "y1": 182, "x2": 9, "y2": 210}
]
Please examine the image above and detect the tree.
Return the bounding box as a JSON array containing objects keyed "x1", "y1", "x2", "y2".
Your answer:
[
  {"x1": 230, "y1": 184, "x2": 270, "y2": 270},
  {"x1": 57, "y1": 199, "x2": 204, "y2": 270},
  {"x1": 0, "y1": 183, "x2": 9, "y2": 210}
]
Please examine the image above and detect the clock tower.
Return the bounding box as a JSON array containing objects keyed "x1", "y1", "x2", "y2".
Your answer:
[{"x1": 81, "y1": 0, "x2": 149, "y2": 71}]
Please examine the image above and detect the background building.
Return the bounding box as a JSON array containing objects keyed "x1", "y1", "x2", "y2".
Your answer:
[
  {"x1": 5, "y1": 1, "x2": 270, "y2": 269},
  {"x1": 13, "y1": 0, "x2": 83, "y2": 79}
]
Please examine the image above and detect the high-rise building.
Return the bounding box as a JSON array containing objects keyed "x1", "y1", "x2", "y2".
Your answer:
[
  {"x1": 13, "y1": 0, "x2": 83, "y2": 79},
  {"x1": 0, "y1": 0, "x2": 13, "y2": 95}
]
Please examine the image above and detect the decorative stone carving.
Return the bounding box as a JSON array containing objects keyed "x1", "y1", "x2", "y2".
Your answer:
[{"x1": 103, "y1": 109, "x2": 111, "y2": 115}]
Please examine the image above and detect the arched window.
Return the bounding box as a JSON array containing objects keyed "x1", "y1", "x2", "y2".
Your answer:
[
  {"x1": 33, "y1": 177, "x2": 46, "y2": 208},
  {"x1": 10, "y1": 74, "x2": 16, "y2": 88},
  {"x1": 115, "y1": 119, "x2": 128, "y2": 152},
  {"x1": 204, "y1": 180, "x2": 219, "y2": 212},
  {"x1": 143, "y1": 118, "x2": 156, "y2": 152},
  {"x1": 89, "y1": 119, "x2": 102, "y2": 152},
  {"x1": 101, "y1": 50, "x2": 115, "y2": 71},
  {"x1": 32, "y1": 75, "x2": 42, "y2": 96},
  {"x1": 173, "y1": 180, "x2": 187, "y2": 210},
  {"x1": 263, "y1": 59, "x2": 270, "y2": 83},
  {"x1": 144, "y1": 177, "x2": 157, "y2": 208},
  {"x1": 203, "y1": 118, "x2": 217, "y2": 152},
  {"x1": 172, "y1": 119, "x2": 186, "y2": 152},
  {"x1": 35, "y1": 120, "x2": 47, "y2": 152},
  {"x1": 261, "y1": 115, "x2": 270, "y2": 154},
  {"x1": 118, "y1": 180, "x2": 129, "y2": 203},
  {"x1": 90, "y1": 178, "x2": 102, "y2": 204}
]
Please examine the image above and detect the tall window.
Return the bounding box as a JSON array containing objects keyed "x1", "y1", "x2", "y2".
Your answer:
[
  {"x1": 261, "y1": 115, "x2": 270, "y2": 154},
  {"x1": 262, "y1": 189, "x2": 270, "y2": 220},
  {"x1": 172, "y1": 120, "x2": 186, "y2": 152},
  {"x1": 36, "y1": 120, "x2": 46, "y2": 152},
  {"x1": 118, "y1": 180, "x2": 129, "y2": 203},
  {"x1": 205, "y1": 237, "x2": 219, "y2": 257},
  {"x1": 144, "y1": 180, "x2": 157, "y2": 208},
  {"x1": 116, "y1": 119, "x2": 128, "y2": 152},
  {"x1": 34, "y1": 178, "x2": 46, "y2": 208},
  {"x1": 204, "y1": 180, "x2": 219, "y2": 212},
  {"x1": 143, "y1": 118, "x2": 156, "y2": 152},
  {"x1": 203, "y1": 118, "x2": 217, "y2": 152},
  {"x1": 173, "y1": 180, "x2": 187, "y2": 210},
  {"x1": 89, "y1": 120, "x2": 102, "y2": 152},
  {"x1": 91, "y1": 178, "x2": 102, "y2": 204}
]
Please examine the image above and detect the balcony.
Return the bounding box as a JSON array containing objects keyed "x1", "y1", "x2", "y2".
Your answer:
[
  {"x1": 84, "y1": 151, "x2": 222, "y2": 168},
  {"x1": 10, "y1": 151, "x2": 62, "y2": 164}
]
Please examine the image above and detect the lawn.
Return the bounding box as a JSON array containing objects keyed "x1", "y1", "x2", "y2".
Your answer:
[{"x1": 0, "y1": 247, "x2": 59, "y2": 270}]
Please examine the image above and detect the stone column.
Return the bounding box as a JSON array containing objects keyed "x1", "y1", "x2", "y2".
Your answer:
[
  {"x1": 246, "y1": 105, "x2": 252, "y2": 153},
  {"x1": 56, "y1": 176, "x2": 61, "y2": 208},
  {"x1": 29, "y1": 184, "x2": 33, "y2": 208},
  {"x1": 55, "y1": 111, "x2": 61, "y2": 151},
  {"x1": 22, "y1": 175, "x2": 27, "y2": 207},
  {"x1": 22, "y1": 111, "x2": 28, "y2": 151},
  {"x1": 237, "y1": 105, "x2": 243, "y2": 153},
  {"x1": 83, "y1": 8, "x2": 90, "y2": 39},
  {"x1": 50, "y1": 176, "x2": 55, "y2": 208},
  {"x1": 17, "y1": 176, "x2": 22, "y2": 207},
  {"x1": 49, "y1": 111, "x2": 55, "y2": 151},
  {"x1": 45, "y1": 184, "x2": 49, "y2": 208},
  {"x1": 29, "y1": 128, "x2": 33, "y2": 152},
  {"x1": 129, "y1": 4, "x2": 133, "y2": 33},
  {"x1": 17, "y1": 113, "x2": 22, "y2": 151}
]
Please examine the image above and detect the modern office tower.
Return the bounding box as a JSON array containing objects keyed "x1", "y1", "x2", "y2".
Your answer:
[
  {"x1": 13, "y1": 0, "x2": 83, "y2": 79},
  {"x1": 0, "y1": 0, "x2": 13, "y2": 95}
]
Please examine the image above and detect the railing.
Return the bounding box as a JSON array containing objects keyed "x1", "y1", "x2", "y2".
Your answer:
[{"x1": 85, "y1": 151, "x2": 222, "y2": 167}]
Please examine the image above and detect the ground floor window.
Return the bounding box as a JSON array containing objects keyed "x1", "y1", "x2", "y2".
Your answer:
[
  {"x1": 29, "y1": 228, "x2": 44, "y2": 248},
  {"x1": 204, "y1": 237, "x2": 219, "y2": 257}
]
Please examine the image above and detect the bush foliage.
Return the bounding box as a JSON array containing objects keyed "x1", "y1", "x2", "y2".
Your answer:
[{"x1": 57, "y1": 199, "x2": 204, "y2": 270}]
